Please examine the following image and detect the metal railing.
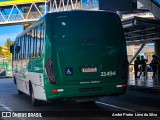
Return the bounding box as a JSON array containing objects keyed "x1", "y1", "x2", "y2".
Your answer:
[
  {"x1": 0, "y1": 0, "x2": 83, "y2": 26},
  {"x1": 0, "y1": 12, "x2": 43, "y2": 22}
]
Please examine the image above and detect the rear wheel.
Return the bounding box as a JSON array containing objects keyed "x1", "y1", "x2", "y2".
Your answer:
[
  {"x1": 80, "y1": 101, "x2": 95, "y2": 106},
  {"x1": 30, "y1": 85, "x2": 39, "y2": 106},
  {"x1": 14, "y1": 77, "x2": 23, "y2": 95},
  {"x1": 13, "y1": 76, "x2": 16, "y2": 84},
  {"x1": 18, "y1": 90, "x2": 23, "y2": 95}
]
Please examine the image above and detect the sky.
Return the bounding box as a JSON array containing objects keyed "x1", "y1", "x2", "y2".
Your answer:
[{"x1": 0, "y1": 25, "x2": 23, "y2": 46}]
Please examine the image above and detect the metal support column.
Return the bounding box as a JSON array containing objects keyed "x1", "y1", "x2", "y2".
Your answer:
[
  {"x1": 155, "y1": 41, "x2": 160, "y2": 80},
  {"x1": 155, "y1": 41, "x2": 160, "y2": 58},
  {"x1": 129, "y1": 44, "x2": 146, "y2": 64}
]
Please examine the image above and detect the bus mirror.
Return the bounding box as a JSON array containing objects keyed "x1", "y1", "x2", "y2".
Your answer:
[
  {"x1": 15, "y1": 46, "x2": 20, "y2": 53},
  {"x1": 10, "y1": 45, "x2": 14, "y2": 54}
]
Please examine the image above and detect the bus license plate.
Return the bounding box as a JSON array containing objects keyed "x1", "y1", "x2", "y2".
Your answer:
[
  {"x1": 82, "y1": 67, "x2": 97, "y2": 72},
  {"x1": 79, "y1": 87, "x2": 102, "y2": 92}
]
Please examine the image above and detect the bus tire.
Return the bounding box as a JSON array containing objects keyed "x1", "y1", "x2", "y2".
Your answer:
[
  {"x1": 30, "y1": 85, "x2": 39, "y2": 107},
  {"x1": 80, "y1": 101, "x2": 95, "y2": 106},
  {"x1": 13, "y1": 76, "x2": 16, "y2": 84},
  {"x1": 18, "y1": 90, "x2": 23, "y2": 95},
  {"x1": 15, "y1": 77, "x2": 23, "y2": 95}
]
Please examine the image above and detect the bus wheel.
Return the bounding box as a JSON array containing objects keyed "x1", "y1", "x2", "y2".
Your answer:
[
  {"x1": 80, "y1": 101, "x2": 95, "y2": 106},
  {"x1": 30, "y1": 86, "x2": 39, "y2": 106},
  {"x1": 18, "y1": 90, "x2": 23, "y2": 95},
  {"x1": 15, "y1": 77, "x2": 23, "y2": 95},
  {"x1": 13, "y1": 76, "x2": 16, "y2": 84}
]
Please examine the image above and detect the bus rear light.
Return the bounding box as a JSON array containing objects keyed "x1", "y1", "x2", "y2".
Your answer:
[
  {"x1": 52, "y1": 89, "x2": 64, "y2": 93},
  {"x1": 122, "y1": 84, "x2": 127, "y2": 88},
  {"x1": 116, "y1": 84, "x2": 127, "y2": 88},
  {"x1": 52, "y1": 89, "x2": 58, "y2": 92},
  {"x1": 46, "y1": 59, "x2": 55, "y2": 84}
]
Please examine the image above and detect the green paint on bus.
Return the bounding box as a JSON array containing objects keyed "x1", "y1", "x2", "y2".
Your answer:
[{"x1": 12, "y1": 11, "x2": 128, "y2": 105}]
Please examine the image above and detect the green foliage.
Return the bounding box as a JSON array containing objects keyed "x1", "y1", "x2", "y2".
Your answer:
[
  {"x1": 0, "y1": 47, "x2": 2, "y2": 56},
  {"x1": 5, "y1": 38, "x2": 14, "y2": 50}
]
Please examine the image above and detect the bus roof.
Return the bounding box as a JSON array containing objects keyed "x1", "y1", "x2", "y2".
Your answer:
[{"x1": 16, "y1": 10, "x2": 119, "y2": 38}]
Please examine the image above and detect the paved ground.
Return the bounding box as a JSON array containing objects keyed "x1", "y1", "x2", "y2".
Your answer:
[
  {"x1": 0, "y1": 78, "x2": 160, "y2": 120},
  {"x1": 128, "y1": 72, "x2": 160, "y2": 91}
]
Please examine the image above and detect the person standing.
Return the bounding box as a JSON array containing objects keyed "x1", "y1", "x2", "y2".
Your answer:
[
  {"x1": 134, "y1": 56, "x2": 140, "y2": 80},
  {"x1": 150, "y1": 55, "x2": 159, "y2": 78},
  {"x1": 139, "y1": 55, "x2": 148, "y2": 79}
]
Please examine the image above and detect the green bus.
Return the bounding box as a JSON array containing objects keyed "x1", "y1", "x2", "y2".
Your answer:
[{"x1": 10, "y1": 10, "x2": 128, "y2": 106}]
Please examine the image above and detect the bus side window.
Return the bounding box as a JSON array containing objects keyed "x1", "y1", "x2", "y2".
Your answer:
[
  {"x1": 24, "y1": 35, "x2": 26, "y2": 59},
  {"x1": 22, "y1": 36, "x2": 24, "y2": 59},
  {"x1": 25, "y1": 34, "x2": 28, "y2": 59},
  {"x1": 17, "y1": 38, "x2": 20, "y2": 59},
  {"x1": 15, "y1": 41, "x2": 18, "y2": 60},
  {"x1": 40, "y1": 23, "x2": 44, "y2": 55},
  {"x1": 13, "y1": 41, "x2": 16, "y2": 60},
  {"x1": 28, "y1": 30, "x2": 31, "y2": 58},
  {"x1": 21, "y1": 37, "x2": 23, "y2": 59},
  {"x1": 34, "y1": 27, "x2": 38, "y2": 58},
  {"x1": 31, "y1": 29, "x2": 34, "y2": 58},
  {"x1": 13, "y1": 45, "x2": 15, "y2": 60},
  {"x1": 37, "y1": 25, "x2": 41, "y2": 57},
  {"x1": 19, "y1": 37, "x2": 22, "y2": 59}
]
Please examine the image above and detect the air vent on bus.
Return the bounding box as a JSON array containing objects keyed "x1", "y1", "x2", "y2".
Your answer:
[{"x1": 46, "y1": 59, "x2": 55, "y2": 84}]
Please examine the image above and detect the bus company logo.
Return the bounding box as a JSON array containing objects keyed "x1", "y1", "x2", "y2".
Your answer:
[{"x1": 2, "y1": 112, "x2": 11, "y2": 117}]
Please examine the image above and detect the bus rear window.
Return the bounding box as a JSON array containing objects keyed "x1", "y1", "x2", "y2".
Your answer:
[{"x1": 51, "y1": 12, "x2": 125, "y2": 47}]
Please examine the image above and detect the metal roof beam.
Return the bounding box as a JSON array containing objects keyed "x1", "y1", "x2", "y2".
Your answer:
[{"x1": 129, "y1": 44, "x2": 146, "y2": 64}]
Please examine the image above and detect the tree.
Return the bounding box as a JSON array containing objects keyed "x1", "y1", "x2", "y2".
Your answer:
[
  {"x1": 5, "y1": 38, "x2": 14, "y2": 50},
  {"x1": 0, "y1": 47, "x2": 2, "y2": 56},
  {"x1": 4, "y1": 39, "x2": 14, "y2": 59}
]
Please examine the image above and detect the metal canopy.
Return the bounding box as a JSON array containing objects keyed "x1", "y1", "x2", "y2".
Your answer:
[{"x1": 122, "y1": 17, "x2": 160, "y2": 45}]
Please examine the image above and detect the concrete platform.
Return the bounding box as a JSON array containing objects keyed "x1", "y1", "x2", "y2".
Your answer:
[{"x1": 127, "y1": 72, "x2": 160, "y2": 94}]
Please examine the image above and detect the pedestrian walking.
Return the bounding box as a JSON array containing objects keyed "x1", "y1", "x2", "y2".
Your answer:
[
  {"x1": 138, "y1": 55, "x2": 148, "y2": 79},
  {"x1": 134, "y1": 56, "x2": 140, "y2": 80},
  {"x1": 150, "y1": 55, "x2": 159, "y2": 78}
]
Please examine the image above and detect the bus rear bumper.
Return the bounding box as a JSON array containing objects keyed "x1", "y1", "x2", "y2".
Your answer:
[{"x1": 46, "y1": 80, "x2": 127, "y2": 101}]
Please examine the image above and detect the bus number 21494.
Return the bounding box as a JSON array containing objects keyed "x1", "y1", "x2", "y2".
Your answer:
[{"x1": 101, "y1": 71, "x2": 116, "y2": 77}]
